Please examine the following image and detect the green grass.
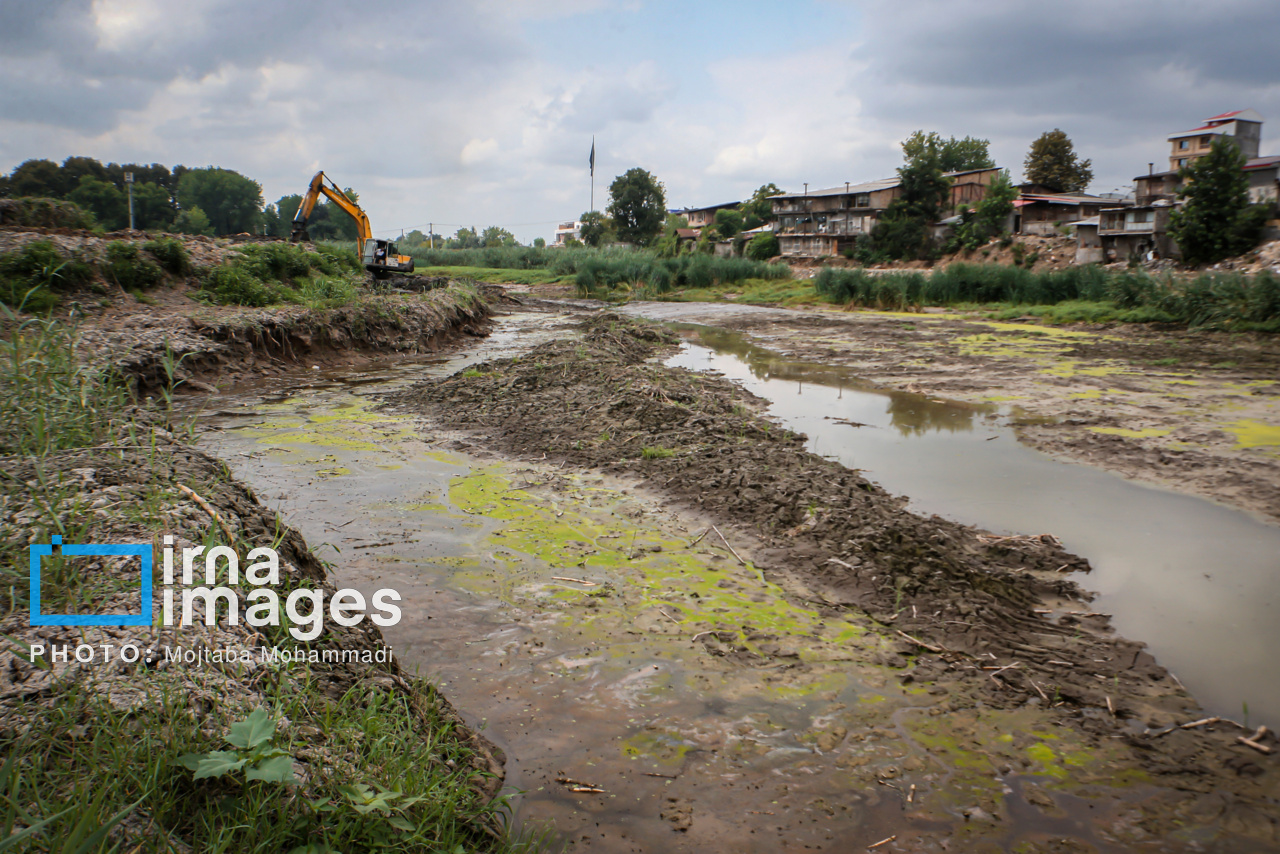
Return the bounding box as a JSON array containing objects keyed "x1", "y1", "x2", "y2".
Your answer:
[
  {"x1": 640, "y1": 445, "x2": 675, "y2": 459},
  {"x1": 987, "y1": 300, "x2": 1176, "y2": 325},
  {"x1": 0, "y1": 315, "x2": 535, "y2": 853},
  {"x1": 417, "y1": 265, "x2": 572, "y2": 286}
]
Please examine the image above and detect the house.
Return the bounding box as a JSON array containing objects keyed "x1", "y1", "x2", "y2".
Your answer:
[
  {"x1": 1096, "y1": 204, "x2": 1178, "y2": 262},
  {"x1": 1245, "y1": 155, "x2": 1280, "y2": 203},
  {"x1": 553, "y1": 220, "x2": 582, "y2": 246},
  {"x1": 769, "y1": 168, "x2": 1001, "y2": 257},
  {"x1": 1073, "y1": 216, "x2": 1103, "y2": 264},
  {"x1": 1014, "y1": 192, "x2": 1129, "y2": 236},
  {"x1": 1166, "y1": 109, "x2": 1263, "y2": 171},
  {"x1": 680, "y1": 201, "x2": 741, "y2": 230}
]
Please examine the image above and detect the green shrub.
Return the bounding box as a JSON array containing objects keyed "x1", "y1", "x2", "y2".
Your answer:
[
  {"x1": 295, "y1": 275, "x2": 360, "y2": 308},
  {"x1": 104, "y1": 241, "x2": 164, "y2": 290},
  {"x1": 143, "y1": 237, "x2": 192, "y2": 276},
  {"x1": 0, "y1": 240, "x2": 97, "y2": 310},
  {"x1": 746, "y1": 232, "x2": 780, "y2": 261},
  {"x1": 198, "y1": 266, "x2": 282, "y2": 306}
]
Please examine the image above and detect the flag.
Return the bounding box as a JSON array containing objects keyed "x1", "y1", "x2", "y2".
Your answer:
[{"x1": 589, "y1": 138, "x2": 595, "y2": 177}]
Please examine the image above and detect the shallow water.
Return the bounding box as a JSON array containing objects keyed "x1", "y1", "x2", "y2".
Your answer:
[
  {"x1": 662, "y1": 322, "x2": 1280, "y2": 727},
  {"x1": 187, "y1": 309, "x2": 1278, "y2": 851}
]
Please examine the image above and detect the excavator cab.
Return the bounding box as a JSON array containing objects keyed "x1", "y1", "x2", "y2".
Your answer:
[{"x1": 362, "y1": 238, "x2": 414, "y2": 279}]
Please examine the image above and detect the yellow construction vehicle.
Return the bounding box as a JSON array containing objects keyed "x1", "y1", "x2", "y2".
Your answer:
[{"x1": 288, "y1": 171, "x2": 414, "y2": 279}]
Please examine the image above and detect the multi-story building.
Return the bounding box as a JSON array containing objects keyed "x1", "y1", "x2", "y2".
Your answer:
[{"x1": 1167, "y1": 109, "x2": 1263, "y2": 171}]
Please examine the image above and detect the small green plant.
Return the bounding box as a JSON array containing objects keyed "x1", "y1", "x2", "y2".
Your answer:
[
  {"x1": 641, "y1": 445, "x2": 674, "y2": 460},
  {"x1": 461, "y1": 368, "x2": 486, "y2": 378},
  {"x1": 197, "y1": 265, "x2": 283, "y2": 306},
  {"x1": 178, "y1": 708, "x2": 295, "y2": 784},
  {"x1": 143, "y1": 237, "x2": 192, "y2": 276},
  {"x1": 104, "y1": 241, "x2": 164, "y2": 290}
]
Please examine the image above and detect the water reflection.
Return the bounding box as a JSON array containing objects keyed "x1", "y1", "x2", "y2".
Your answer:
[
  {"x1": 671, "y1": 324, "x2": 988, "y2": 437},
  {"x1": 663, "y1": 322, "x2": 1280, "y2": 727}
]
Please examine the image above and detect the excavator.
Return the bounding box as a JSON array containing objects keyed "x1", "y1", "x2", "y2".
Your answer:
[{"x1": 288, "y1": 171, "x2": 414, "y2": 279}]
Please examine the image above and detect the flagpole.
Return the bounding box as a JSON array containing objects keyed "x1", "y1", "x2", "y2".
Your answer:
[{"x1": 590, "y1": 136, "x2": 595, "y2": 213}]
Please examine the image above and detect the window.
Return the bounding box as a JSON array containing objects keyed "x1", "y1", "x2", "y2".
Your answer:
[
  {"x1": 854, "y1": 194, "x2": 871, "y2": 208},
  {"x1": 1200, "y1": 136, "x2": 1211, "y2": 148},
  {"x1": 1178, "y1": 158, "x2": 1187, "y2": 168},
  {"x1": 1179, "y1": 139, "x2": 1189, "y2": 150}
]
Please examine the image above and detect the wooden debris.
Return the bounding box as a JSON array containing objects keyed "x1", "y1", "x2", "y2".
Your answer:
[
  {"x1": 867, "y1": 836, "x2": 897, "y2": 850},
  {"x1": 1238, "y1": 726, "x2": 1272, "y2": 755},
  {"x1": 658, "y1": 608, "x2": 681, "y2": 625},
  {"x1": 643, "y1": 772, "x2": 678, "y2": 779},
  {"x1": 895, "y1": 631, "x2": 946, "y2": 654},
  {"x1": 1106, "y1": 695, "x2": 1114, "y2": 717},
  {"x1": 1180, "y1": 716, "x2": 1220, "y2": 730},
  {"x1": 712, "y1": 525, "x2": 746, "y2": 565},
  {"x1": 556, "y1": 776, "x2": 605, "y2": 793},
  {"x1": 907, "y1": 784, "x2": 916, "y2": 804},
  {"x1": 551, "y1": 576, "x2": 597, "y2": 586},
  {"x1": 688, "y1": 527, "x2": 710, "y2": 548},
  {"x1": 176, "y1": 483, "x2": 234, "y2": 542}
]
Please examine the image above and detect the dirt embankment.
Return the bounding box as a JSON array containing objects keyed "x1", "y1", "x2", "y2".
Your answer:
[
  {"x1": 380, "y1": 313, "x2": 1279, "y2": 821},
  {"x1": 78, "y1": 283, "x2": 498, "y2": 391}
]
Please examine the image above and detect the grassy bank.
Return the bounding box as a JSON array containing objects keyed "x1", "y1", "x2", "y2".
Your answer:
[
  {"x1": 0, "y1": 237, "x2": 365, "y2": 312},
  {"x1": 406, "y1": 245, "x2": 789, "y2": 297},
  {"x1": 814, "y1": 263, "x2": 1280, "y2": 331},
  {"x1": 0, "y1": 313, "x2": 529, "y2": 853}
]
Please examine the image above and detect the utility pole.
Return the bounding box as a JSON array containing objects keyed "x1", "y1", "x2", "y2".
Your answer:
[
  {"x1": 429, "y1": 223, "x2": 434, "y2": 249},
  {"x1": 125, "y1": 172, "x2": 135, "y2": 230}
]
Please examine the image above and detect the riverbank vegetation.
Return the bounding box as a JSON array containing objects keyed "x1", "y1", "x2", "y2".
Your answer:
[{"x1": 0, "y1": 311, "x2": 529, "y2": 852}]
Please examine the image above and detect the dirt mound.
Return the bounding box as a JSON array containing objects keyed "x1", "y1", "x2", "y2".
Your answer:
[{"x1": 381, "y1": 314, "x2": 1189, "y2": 714}]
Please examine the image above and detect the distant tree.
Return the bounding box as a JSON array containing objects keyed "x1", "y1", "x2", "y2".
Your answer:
[
  {"x1": 9, "y1": 159, "x2": 63, "y2": 197},
  {"x1": 269, "y1": 194, "x2": 303, "y2": 237},
  {"x1": 746, "y1": 231, "x2": 780, "y2": 261},
  {"x1": 481, "y1": 226, "x2": 516, "y2": 247},
  {"x1": 107, "y1": 162, "x2": 173, "y2": 196},
  {"x1": 606, "y1": 168, "x2": 666, "y2": 246},
  {"x1": 131, "y1": 182, "x2": 174, "y2": 230},
  {"x1": 60, "y1": 156, "x2": 110, "y2": 195},
  {"x1": 303, "y1": 188, "x2": 362, "y2": 242},
  {"x1": 1169, "y1": 138, "x2": 1270, "y2": 266},
  {"x1": 261, "y1": 204, "x2": 281, "y2": 238},
  {"x1": 533, "y1": 236, "x2": 546, "y2": 249},
  {"x1": 173, "y1": 206, "x2": 214, "y2": 236},
  {"x1": 713, "y1": 208, "x2": 744, "y2": 239},
  {"x1": 68, "y1": 177, "x2": 127, "y2": 230},
  {"x1": 902, "y1": 132, "x2": 995, "y2": 173},
  {"x1": 578, "y1": 211, "x2": 610, "y2": 247},
  {"x1": 401, "y1": 229, "x2": 428, "y2": 248},
  {"x1": 1024, "y1": 130, "x2": 1093, "y2": 193},
  {"x1": 951, "y1": 170, "x2": 1017, "y2": 251},
  {"x1": 0, "y1": 175, "x2": 10, "y2": 198},
  {"x1": 176, "y1": 167, "x2": 263, "y2": 235},
  {"x1": 449, "y1": 227, "x2": 481, "y2": 249},
  {"x1": 741, "y1": 183, "x2": 783, "y2": 228}
]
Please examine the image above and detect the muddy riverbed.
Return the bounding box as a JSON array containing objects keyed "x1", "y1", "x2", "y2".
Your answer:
[{"x1": 194, "y1": 306, "x2": 1279, "y2": 852}]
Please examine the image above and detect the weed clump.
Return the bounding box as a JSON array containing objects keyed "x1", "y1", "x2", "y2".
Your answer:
[
  {"x1": 0, "y1": 240, "x2": 95, "y2": 311},
  {"x1": 143, "y1": 237, "x2": 192, "y2": 276},
  {"x1": 103, "y1": 241, "x2": 164, "y2": 291}
]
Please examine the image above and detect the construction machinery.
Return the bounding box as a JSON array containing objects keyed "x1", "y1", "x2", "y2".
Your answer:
[{"x1": 289, "y1": 171, "x2": 414, "y2": 279}]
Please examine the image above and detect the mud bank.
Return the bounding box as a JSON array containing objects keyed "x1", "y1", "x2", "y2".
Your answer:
[
  {"x1": 75, "y1": 281, "x2": 500, "y2": 392},
  {"x1": 380, "y1": 312, "x2": 1280, "y2": 850}
]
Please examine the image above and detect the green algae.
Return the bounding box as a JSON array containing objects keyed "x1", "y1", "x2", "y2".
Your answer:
[
  {"x1": 1225, "y1": 419, "x2": 1280, "y2": 449},
  {"x1": 1088, "y1": 426, "x2": 1173, "y2": 439}
]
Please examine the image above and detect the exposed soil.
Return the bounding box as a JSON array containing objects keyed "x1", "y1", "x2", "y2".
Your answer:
[{"x1": 379, "y1": 312, "x2": 1280, "y2": 847}]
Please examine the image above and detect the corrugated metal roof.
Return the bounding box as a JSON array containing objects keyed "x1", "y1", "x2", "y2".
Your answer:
[
  {"x1": 1245, "y1": 156, "x2": 1280, "y2": 170},
  {"x1": 1205, "y1": 108, "x2": 1263, "y2": 123},
  {"x1": 771, "y1": 177, "x2": 900, "y2": 200}
]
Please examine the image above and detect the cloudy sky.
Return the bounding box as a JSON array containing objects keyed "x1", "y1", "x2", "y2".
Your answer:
[{"x1": 3, "y1": 0, "x2": 1279, "y2": 243}]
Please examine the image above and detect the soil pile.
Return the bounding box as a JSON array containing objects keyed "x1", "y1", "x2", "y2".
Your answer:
[{"x1": 383, "y1": 314, "x2": 1175, "y2": 712}]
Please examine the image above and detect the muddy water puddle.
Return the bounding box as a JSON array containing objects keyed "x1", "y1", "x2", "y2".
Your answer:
[
  {"x1": 187, "y1": 311, "x2": 1199, "y2": 853},
  {"x1": 660, "y1": 322, "x2": 1280, "y2": 730}
]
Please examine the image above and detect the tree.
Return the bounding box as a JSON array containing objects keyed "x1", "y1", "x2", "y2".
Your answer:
[
  {"x1": 173, "y1": 206, "x2": 214, "y2": 236},
  {"x1": 176, "y1": 167, "x2": 263, "y2": 235},
  {"x1": 68, "y1": 177, "x2": 126, "y2": 230},
  {"x1": 951, "y1": 170, "x2": 1017, "y2": 251},
  {"x1": 1024, "y1": 130, "x2": 1093, "y2": 193},
  {"x1": 741, "y1": 183, "x2": 783, "y2": 228},
  {"x1": 448, "y1": 227, "x2": 481, "y2": 249},
  {"x1": 268, "y1": 194, "x2": 303, "y2": 237},
  {"x1": 578, "y1": 211, "x2": 611, "y2": 247},
  {"x1": 606, "y1": 168, "x2": 666, "y2": 246},
  {"x1": 902, "y1": 132, "x2": 994, "y2": 173},
  {"x1": 60, "y1": 156, "x2": 110, "y2": 195},
  {"x1": 9, "y1": 159, "x2": 63, "y2": 197},
  {"x1": 481, "y1": 226, "x2": 516, "y2": 247},
  {"x1": 1169, "y1": 138, "x2": 1269, "y2": 266},
  {"x1": 746, "y1": 231, "x2": 780, "y2": 261},
  {"x1": 533, "y1": 237, "x2": 546, "y2": 249},
  {"x1": 871, "y1": 149, "x2": 952, "y2": 260},
  {"x1": 132, "y1": 181, "x2": 176, "y2": 230},
  {"x1": 713, "y1": 208, "x2": 744, "y2": 239}
]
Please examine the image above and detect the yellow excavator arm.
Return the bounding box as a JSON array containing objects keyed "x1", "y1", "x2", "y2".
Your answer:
[{"x1": 288, "y1": 171, "x2": 414, "y2": 279}]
